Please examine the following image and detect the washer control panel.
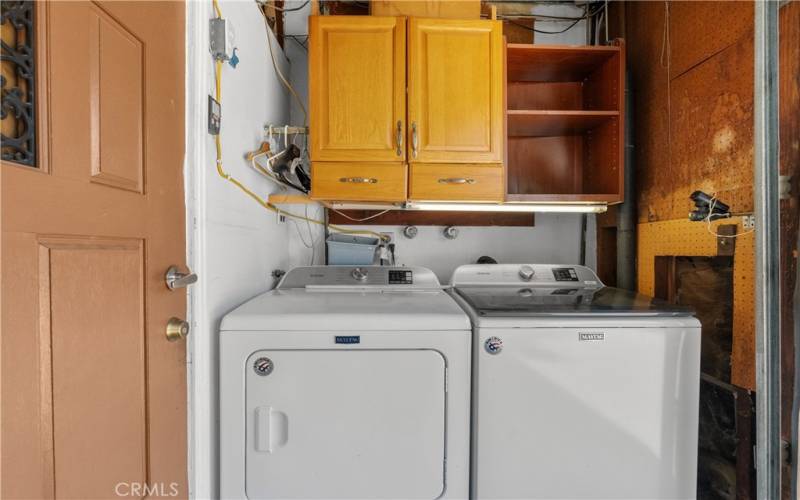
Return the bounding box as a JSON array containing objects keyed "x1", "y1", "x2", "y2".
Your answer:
[
  {"x1": 552, "y1": 267, "x2": 579, "y2": 282},
  {"x1": 450, "y1": 264, "x2": 602, "y2": 288}
]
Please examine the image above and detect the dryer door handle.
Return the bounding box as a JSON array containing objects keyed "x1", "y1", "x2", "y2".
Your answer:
[{"x1": 255, "y1": 406, "x2": 288, "y2": 453}]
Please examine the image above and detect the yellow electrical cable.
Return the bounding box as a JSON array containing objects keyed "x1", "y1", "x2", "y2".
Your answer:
[{"x1": 210, "y1": 35, "x2": 384, "y2": 241}]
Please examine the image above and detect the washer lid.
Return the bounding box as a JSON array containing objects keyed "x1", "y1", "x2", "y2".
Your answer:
[{"x1": 455, "y1": 286, "x2": 694, "y2": 317}]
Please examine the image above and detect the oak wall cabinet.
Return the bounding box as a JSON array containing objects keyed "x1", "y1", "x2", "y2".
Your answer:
[
  {"x1": 309, "y1": 16, "x2": 406, "y2": 164},
  {"x1": 309, "y1": 15, "x2": 505, "y2": 203},
  {"x1": 505, "y1": 42, "x2": 625, "y2": 203}
]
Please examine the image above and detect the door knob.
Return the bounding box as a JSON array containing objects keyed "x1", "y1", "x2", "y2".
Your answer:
[
  {"x1": 165, "y1": 265, "x2": 198, "y2": 290},
  {"x1": 166, "y1": 317, "x2": 190, "y2": 342}
]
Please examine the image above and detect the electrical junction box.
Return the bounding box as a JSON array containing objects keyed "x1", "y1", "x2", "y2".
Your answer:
[{"x1": 210, "y1": 18, "x2": 236, "y2": 61}]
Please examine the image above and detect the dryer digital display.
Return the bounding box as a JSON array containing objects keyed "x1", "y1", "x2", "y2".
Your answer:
[{"x1": 388, "y1": 270, "x2": 413, "y2": 284}]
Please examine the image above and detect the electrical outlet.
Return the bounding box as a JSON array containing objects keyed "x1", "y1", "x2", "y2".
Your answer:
[
  {"x1": 380, "y1": 232, "x2": 395, "y2": 244},
  {"x1": 208, "y1": 95, "x2": 221, "y2": 135},
  {"x1": 741, "y1": 215, "x2": 755, "y2": 229}
]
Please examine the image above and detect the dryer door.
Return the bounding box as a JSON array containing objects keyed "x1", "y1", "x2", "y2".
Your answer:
[{"x1": 245, "y1": 349, "x2": 446, "y2": 499}]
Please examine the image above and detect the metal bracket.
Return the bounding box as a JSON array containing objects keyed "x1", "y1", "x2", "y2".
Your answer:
[
  {"x1": 716, "y1": 224, "x2": 737, "y2": 256},
  {"x1": 782, "y1": 439, "x2": 792, "y2": 466},
  {"x1": 779, "y1": 175, "x2": 792, "y2": 200},
  {"x1": 265, "y1": 125, "x2": 308, "y2": 137}
]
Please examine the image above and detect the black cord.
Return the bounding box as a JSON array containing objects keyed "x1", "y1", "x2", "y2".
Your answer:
[
  {"x1": 496, "y1": 2, "x2": 604, "y2": 35},
  {"x1": 266, "y1": 0, "x2": 310, "y2": 13},
  {"x1": 507, "y1": 17, "x2": 584, "y2": 35},
  {"x1": 285, "y1": 34, "x2": 308, "y2": 51}
]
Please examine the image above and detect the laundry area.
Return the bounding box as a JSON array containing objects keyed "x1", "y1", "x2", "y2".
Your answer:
[{"x1": 0, "y1": 0, "x2": 798, "y2": 499}]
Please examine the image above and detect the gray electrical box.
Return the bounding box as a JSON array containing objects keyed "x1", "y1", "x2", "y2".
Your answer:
[{"x1": 210, "y1": 18, "x2": 232, "y2": 61}]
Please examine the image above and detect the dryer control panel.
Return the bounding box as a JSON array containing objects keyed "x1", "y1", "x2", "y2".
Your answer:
[
  {"x1": 450, "y1": 264, "x2": 602, "y2": 288},
  {"x1": 277, "y1": 266, "x2": 441, "y2": 289}
]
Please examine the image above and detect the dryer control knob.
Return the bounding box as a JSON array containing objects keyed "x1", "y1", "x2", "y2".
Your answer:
[
  {"x1": 351, "y1": 267, "x2": 368, "y2": 281},
  {"x1": 519, "y1": 265, "x2": 535, "y2": 281}
]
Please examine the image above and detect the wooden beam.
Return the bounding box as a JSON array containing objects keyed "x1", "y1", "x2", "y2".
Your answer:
[{"x1": 328, "y1": 209, "x2": 534, "y2": 226}]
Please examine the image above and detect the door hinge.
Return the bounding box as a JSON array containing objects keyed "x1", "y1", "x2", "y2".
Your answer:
[
  {"x1": 782, "y1": 439, "x2": 792, "y2": 466},
  {"x1": 779, "y1": 175, "x2": 793, "y2": 200}
]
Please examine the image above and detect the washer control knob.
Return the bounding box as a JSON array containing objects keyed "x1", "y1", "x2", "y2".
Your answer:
[
  {"x1": 351, "y1": 267, "x2": 368, "y2": 281},
  {"x1": 519, "y1": 265, "x2": 535, "y2": 281}
]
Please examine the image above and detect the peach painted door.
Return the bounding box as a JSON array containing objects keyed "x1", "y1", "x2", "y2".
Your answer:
[{"x1": 1, "y1": 2, "x2": 188, "y2": 499}]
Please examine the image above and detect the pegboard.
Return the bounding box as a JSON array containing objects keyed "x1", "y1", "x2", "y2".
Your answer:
[
  {"x1": 638, "y1": 217, "x2": 755, "y2": 390},
  {"x1": 626, "y1": 2, "x2": 755, "y2": 224}
]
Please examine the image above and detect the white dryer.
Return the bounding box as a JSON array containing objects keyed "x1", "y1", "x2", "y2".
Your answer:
[
  {"x1": 450, "y1": 264, "x2": 701, "y2": 500},
  {"x1": 220, "y1": 266, "x2": 471, "y2": 499}
]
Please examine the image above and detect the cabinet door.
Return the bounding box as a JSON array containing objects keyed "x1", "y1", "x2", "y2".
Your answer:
[
  {"x1": 309, "y1": 16, "x2": 406, "y2": 162},
  {"x1": 408, "y1": 18, "x2": 504, "y2": 163}
]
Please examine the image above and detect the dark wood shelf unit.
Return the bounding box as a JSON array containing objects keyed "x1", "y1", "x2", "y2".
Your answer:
[{"x1": 505, "y1": 42, "x2": 625, "y2": 202}]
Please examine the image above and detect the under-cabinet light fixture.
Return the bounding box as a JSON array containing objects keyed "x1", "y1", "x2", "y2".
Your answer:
[
  {"x1": 406, "y1": 202, "x2": 608, "y2": 214},
  {"x1": 326, "y1": 202, "x2": 608, "y2": 214}
]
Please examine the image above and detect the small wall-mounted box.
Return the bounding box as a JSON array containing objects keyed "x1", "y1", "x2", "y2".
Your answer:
[{"x1": 209, "y1": 18, "x2": 235, "y2": 61}]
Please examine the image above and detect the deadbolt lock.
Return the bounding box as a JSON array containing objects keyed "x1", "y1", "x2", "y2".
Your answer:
[{"x1": 166, "y1": 317, "x2": 190, "y2": 342}]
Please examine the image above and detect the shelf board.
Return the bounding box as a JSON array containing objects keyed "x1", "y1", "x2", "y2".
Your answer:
[
  {"x1": 507, "y1": 44, "x2": 620, "y2": 82},
  {"x1": 507, "y1": 110, "x2": 619, "y2": 137},
  {"x1": 268, "y1": 193, "x2": 315, "y2": 205}
]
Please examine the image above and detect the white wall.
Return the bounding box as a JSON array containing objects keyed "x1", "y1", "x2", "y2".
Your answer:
[
  {"x1": 185, "y1": 2, "x2": 315, "y2": 498},
  {"x1": 344, "y1": 214, "x2": 587, "y2": 282},
  {"x1": 284, "y1": 1, "x2": 597, "y2": 280}
]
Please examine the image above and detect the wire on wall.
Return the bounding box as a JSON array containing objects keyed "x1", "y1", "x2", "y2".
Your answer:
[
  {"x1": 257, "y1": 0, "x2": 308, "y2": 127},
  {"x1": 209, "y1": 0, "x2": 384, "y2": 241},
  {"x1": 706, "y1": 196, "x2": 755, "y2": 239},
  {"x1": 485, "y1": 2, "x2": 605, "y2": 36}
]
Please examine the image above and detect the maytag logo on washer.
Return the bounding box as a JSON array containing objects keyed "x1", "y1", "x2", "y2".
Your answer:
[
  {"x1": 579, "y1": 332, "x2": 605, "y2": 341},
  {"x1": 484, "y1": 336, "x2": 503, "y2": 354}
]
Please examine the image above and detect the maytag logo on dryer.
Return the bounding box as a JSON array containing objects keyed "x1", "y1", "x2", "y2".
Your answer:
[
  {"x1": 335, "y1": 335, "x2": 361, "y2": 344},
  {"x1": 579, "y1": 332, "x2": 605, "y2": 341}
]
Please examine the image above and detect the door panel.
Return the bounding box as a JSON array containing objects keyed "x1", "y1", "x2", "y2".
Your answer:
[
  {"x1": 309, "y1": 16, "x2": 406, "y2": 162},
  {"x1": 1, "y1": 2, "x2": 187, "y2": 498},
  {"x1": 408, "y1": 18, "x2": 504, "y2": 163},
  {"x1": 89, "y1": 3, "x2": 145, "y2": 192},
  {"x1": 246, "y1": 349, "x2": 447, "y2": 499},
  {"x1": 46, "y1": 238, "x2": 147, "y2": 500}
]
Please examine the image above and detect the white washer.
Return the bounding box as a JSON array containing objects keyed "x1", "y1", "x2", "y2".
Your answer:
[
  {"x1": 450, "y1": 264, "x2": 701, "y2": 500},
  {"x1": 220, "y1": 266, "x2": 471, "y2": 500}
]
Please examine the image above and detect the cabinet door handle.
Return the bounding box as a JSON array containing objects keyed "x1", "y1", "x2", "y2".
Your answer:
[
  {"x1": 339, "y1": 177, "x2": 378, "y2": 184},
  {"x1": 438, "y1": 177, "x2": 476, "y2": 185},
  {"x1": 411, "y1": 122, "x2": 418, "y2": 159},
  {"x1": 396, "y1": 120, "x2": 403, "y2": 156}
]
